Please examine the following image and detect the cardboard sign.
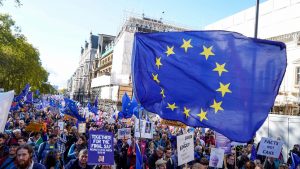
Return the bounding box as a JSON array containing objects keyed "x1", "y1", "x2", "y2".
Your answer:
[
  {"x1": 161, "y1": 119, "x2": 186, "y2": 128},
  {"x1": 78, "y1": 123, "x2": 86, "y2": 133},
  {"x1": 177, "y1": 133, "x2": 194, "y2": 166},
  {"x1": 209, "y1": 148, "x2": 225, "y2": 168},
  {"x1": 118, "y1": 128, "x2": 131, "y2": 139},
  {"x1": 134, "y1": 119, "x2": 153, "y2": 139},
  {"x1": 257, "y1": 137, "x2": 283, "y2": 158},
  {"x1": 25, "y1": 122, "x2": 43, "y2": 132},
  {"x1": 88, "y1": 131, "x2": 114, "y2": 165}
]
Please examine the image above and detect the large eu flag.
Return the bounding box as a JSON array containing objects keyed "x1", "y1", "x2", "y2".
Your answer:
[{"x1": 132, "y1": 31, "x2": 286, "y2": 142}]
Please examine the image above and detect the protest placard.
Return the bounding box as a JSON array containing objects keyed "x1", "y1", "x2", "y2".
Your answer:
[
  {"x1": 134, "y1": 118, "x2": 153, "y2": 139},
  {"x1": 215, "y1": 132, "x2": 231, "y2": 154},
  {"x1": 88, "y1": 131, "x2": 114, "y2": 165},
  {"x1": 58, "y1": 121, "x2": 64, "y2": 131},
  {"x1": 25, "y1": 122, "x2": 43, "y2": 132},
  {"x1": 209, "y1": 148, "x2": 225, "y2": 168},
  {"x1": 78, "y1": 123, "x2": 86, "y2": 133},
  {"x1": 161, "y1": 119, "x2": 186, "y2": 128},
  {"x1": 118, "y1": 128, "x2": 131, "y2": 139},
  {"x1": 177, "y1": 133, "x2": 194, "y2": 166},
  {"x1": 257, "y1": 137, "x2": 283, "y2": 158}
]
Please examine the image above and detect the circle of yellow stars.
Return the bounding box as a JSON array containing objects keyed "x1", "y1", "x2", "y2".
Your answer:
[{"x1": 152, "y1": 38, "x2": 232, "y2": 123}]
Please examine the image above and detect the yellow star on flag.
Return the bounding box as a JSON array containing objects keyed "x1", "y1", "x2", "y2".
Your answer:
[
  {"x1": 183, "y1": 107, "x2": 190, "y2": 118},
  {"x1": 152, "y1": 73, "x2": 160, "y2": 83},
  {"x1": 213, "y1": 63, "x2": 228, "y2": 76},
  {"x1": 216, "y1": 82, "x2": 232, "y2": 97},
  {"x1": 166, "y1": 103, "x2": 178, "y2": 111},
  {"x1": 160, "y1": 88, "x2": 166, "y2": 98},
  {"x1": 181, "y1": 39, "x2": 193, "y2": 53},
  {"x1": 210, "y1": 99, "x2": 224, "y2": 113},
  {"x1": 165, "y1": 46, "x2": 175, "y2": 56},
  {"x1": 197, "y1": 108, "x2": 208, "y2": 121},
  {"x1": 155, "y1": 57, "x2": 163, "y2": 69},
  {"x1": 200, "y1": 45, "x2": 215, "y2": 60}
]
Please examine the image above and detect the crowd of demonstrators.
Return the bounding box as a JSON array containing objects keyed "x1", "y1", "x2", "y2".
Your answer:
[{"x1": 1, "y1": 100, "x2": 300, "y2": 169}]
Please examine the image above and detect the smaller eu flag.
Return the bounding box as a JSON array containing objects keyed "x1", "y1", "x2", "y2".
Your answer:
[{"x1": 132, "y1": 31, "x2": 287, "y2": 142}]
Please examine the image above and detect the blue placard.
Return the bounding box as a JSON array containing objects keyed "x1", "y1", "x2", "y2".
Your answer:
[{"x1": 88, "y1": 131, "x2": 114, "y2": 165}]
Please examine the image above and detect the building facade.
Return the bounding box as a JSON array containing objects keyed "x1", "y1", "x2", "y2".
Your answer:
[
  {"x1": 68, "y1": 32, "x2": 99, "y2": 104},
  {"x1": 205, "y1": 0, "x2": 300, "y2": 115},
  {"x1": 90, "y1": 15, "x2": 186, "y2": 106}
]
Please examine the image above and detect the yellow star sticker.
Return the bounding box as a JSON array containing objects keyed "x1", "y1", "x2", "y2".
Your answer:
[
  {"x1": 200, "y1": 45, "x2": 215, "y2": 60},
  {"x1": 160, "y1": 88, "x2": 166, "y2": 98},
  {"x1": 210, "y1": 99, "x2": 224, "y2": 113},
  {"x1": 213, "y1": 63, "x2": 228, "y2": 76},
  {"x1": 166, "y1": 103, "x2": 178, "y2": 111},
  {"x1": 165, "y1": 46, "x2": 175, "y2": 56},
  {"x1": 152, "y1": 73, "x2": 160, "y2": 83},
  {"x1": 183, "y1": 107, "x2": 190, "y2": 118},
  {"x1": 155, "y1": 57, "x2": 163, "y2": 69},
  {"x1": 197, "y1": 108, "x2": 208, "y2": 121},
  {"x1": 216, "y1": 82, "x2": 232, "y2": 97},
  {"x1": 181, "y1": 39, "x2": 193, "y2": 53}
]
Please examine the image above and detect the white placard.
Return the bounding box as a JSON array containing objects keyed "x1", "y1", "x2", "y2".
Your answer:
[
  {"x1": 209, "y1": 148, "x2": 225, "y2": 168},
  {"x1": 118, "y1": 128, "x2": 131, "y2": 139},
  {"x1": 257, "y1": 137, "x2": 283, "y2": 158},
  {"x1": 134, "y1": 118, "x2": 153, "y2": 139},
  {"x1": 78, "y1": 123, "x2": 86, "y2": 133},
  {"x1": 0, "y1": 91, "x2": 14, "y2": 132},
  {"x1": 58, "y1": 121, "x2": 64, "y2": 131},
  {"x1": 177, "y1": 133, "x2": 194, "y2": 166}
]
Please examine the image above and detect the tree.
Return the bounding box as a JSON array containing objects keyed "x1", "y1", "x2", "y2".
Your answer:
[{"x1": 0, "y1": 14, "x2": 53, "y2": 94}]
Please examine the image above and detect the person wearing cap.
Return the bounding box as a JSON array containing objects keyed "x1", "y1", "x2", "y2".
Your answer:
[
  {"x1": 155, "y1": 159, "x2": 167, "y2": 169},
  {"x1": 0, "y1": 143, "x2": 19, "y2": 169}
]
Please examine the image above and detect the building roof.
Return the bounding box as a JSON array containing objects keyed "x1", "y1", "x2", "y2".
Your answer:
[{"x1": 90, "y1": 34, "x2": 99, "y2": 49}]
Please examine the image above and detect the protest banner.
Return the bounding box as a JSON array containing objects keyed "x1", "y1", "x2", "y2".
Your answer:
[
  {"x1": 231, "y1": 142, "x2": 247, "y2": 146},
  {"x1": 177, "y1": 133, "x2": 194, "y2": 166},
  {"x1": 215, "y1": 132, "x2": 231, "y2": 154},
  {"x1": 257, "y1": 137, "x2": 283, "y2": 158},
  {"x1": 58, "y1": 121, "x2": 64, "y2": 131},
  {"x1": 118, "y1": 128, "x2": 131, "y2": 139},
  {"x1": 134, "y1": 118, "x2": 153, "y2": 139},
  {"x1": 161, "y1": 119, "x2": 186, "y2": 128},
  {"x1": 78, "y1": 123, "x2": 86, "y2": 133},
  {"x1": 25, "y1": 122, "x2": 43, "y2": 132},
  {"x1": 209, "y1": 148, "x2": 225, "y2": 168},
  {"x1": 0, "y1": 91, "x2": 14, "y2": 132},
  {"x1": 88, "y1": 131, "x2": 114, "y2": 165}
]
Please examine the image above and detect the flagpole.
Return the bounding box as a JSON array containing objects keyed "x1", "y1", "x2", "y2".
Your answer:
[{"x1": 254, "y1": 0, "x2": 260, "y2": 38}]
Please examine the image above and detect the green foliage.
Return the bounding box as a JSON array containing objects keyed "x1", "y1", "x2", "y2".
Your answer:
[{"x1": 0, "y1": 14, "x2": 54, "y2": 94}]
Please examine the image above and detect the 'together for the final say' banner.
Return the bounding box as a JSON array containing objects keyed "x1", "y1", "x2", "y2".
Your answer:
[{"x1": 88, "y1": 131, "x2": 114, "y2": 165}]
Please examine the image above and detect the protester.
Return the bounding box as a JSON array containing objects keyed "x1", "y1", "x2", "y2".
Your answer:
[
  {"x1": 13, "y1": 145, "x2": 46, "y2": 169},
  {"x1": 148, "y1": 146, "x2": 165, "y2": 169},
  {"x1": 0, "y1": 143, "x2": 19, "y2": 169},
  {"x1": 65, "y1": 149, "x2": 93, "y2": 169}
]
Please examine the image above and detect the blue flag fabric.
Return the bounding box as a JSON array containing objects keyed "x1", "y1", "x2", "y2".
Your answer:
[
  {"x1": 250, "y1": 144, "x2": 257, "y2": 161},
  {"x1": 135, "y1": 142, "x2": 143, "y2": 169},
  {"x1": 24, "y1": 91, "x2": 33, "y2": 104},
  {"x1": 132, "y1": 31, "x2": 287, "y2": 142},
  {"x1": 290, "y1": 152, "x2": 300, "y2": 169},
  {"x1": 63, "y1": 98, "x2": 86, "y2": 122}
]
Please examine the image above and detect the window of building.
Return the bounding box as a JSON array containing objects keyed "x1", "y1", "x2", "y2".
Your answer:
[{"x1": 296, "y1": 67, "x2": 300, "y2": 85}]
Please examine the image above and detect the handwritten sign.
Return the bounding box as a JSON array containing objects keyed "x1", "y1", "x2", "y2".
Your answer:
[
  {"x1": 177, "y1": 133, "x2": 194, "y2": 166},
  {"x1": 88, "y1": 131, "x2": 114, "y2": 165},
  {"x1": 118, "y1": 128, "x2": 131, "y2": 139},
  {"x1": 257, "y1": 137, "x2": 283, "y2": 158}
]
